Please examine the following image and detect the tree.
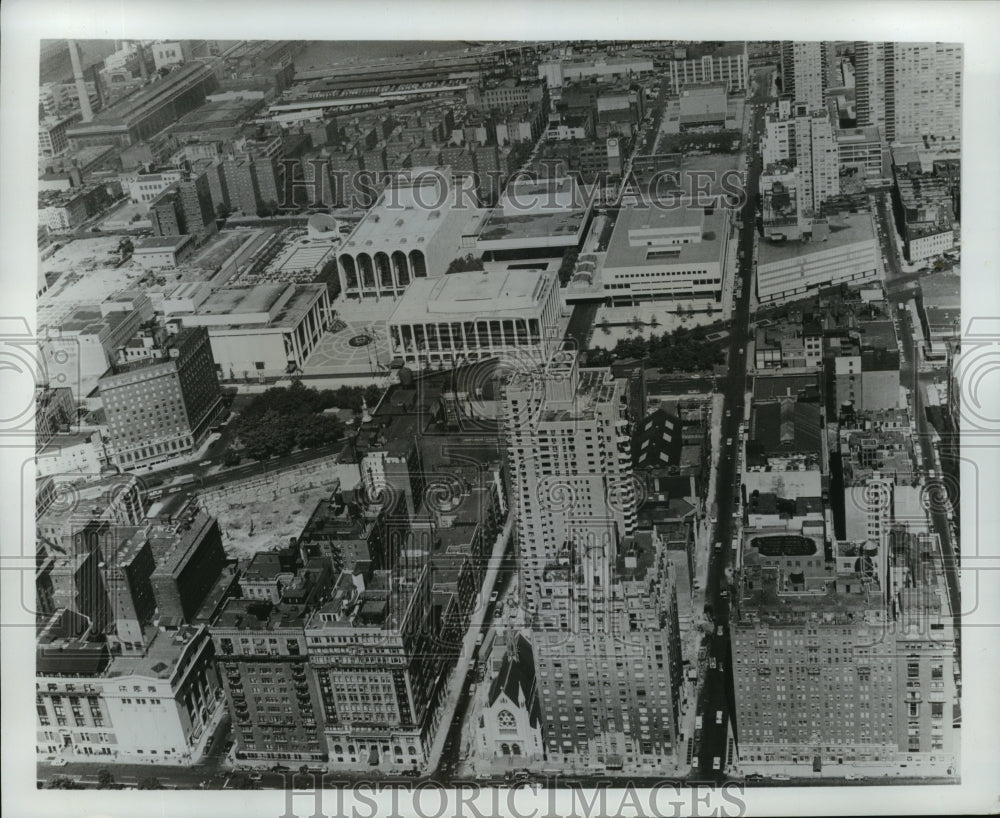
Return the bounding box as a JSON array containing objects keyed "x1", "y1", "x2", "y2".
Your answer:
[
  {"x1": 137, "y1": 776, "x2": 163, "y2": 790},
  {"x1": 216, "y1": 202, "x2": 231, "y2": 220},
  {"x1": 96, "y1": 768, "x2": 115, "y2": 789},
  {"x1": 557, "y1": 247, "x2": 580, "y2": 286},
  {"x1": 445, "y1": 254, "x2": 484, "y2": 274},
  {"x1": 294, "y1": 413, "x2": 343, "y2": 448},
  {"x1": 44, "y1": 776, "x2": 84, "y2": 790}
]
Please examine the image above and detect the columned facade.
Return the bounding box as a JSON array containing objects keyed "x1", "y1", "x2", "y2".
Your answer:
[{"x1": 339, "y1": 249, "x2": 427, "y2": 301}]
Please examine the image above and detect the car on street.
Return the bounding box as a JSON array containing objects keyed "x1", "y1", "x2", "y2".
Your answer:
[
  {"x1": 249, "y1": 772, "x2": 263, "y2": 782},
  {"x1": 489, "y1": 591, "x2": 499, "y2": 604},
  {"x1": 402, "y1": 769, "x2": 421, "y2": 777},
  {"x1": 709, "y1": 657, "x2": 717, "y2": 669},
  {"x1": 845, "y1": 773, "x2": 861, "y2": 780},
  {"x1": 716, "y1": 625, "x2": 724, "y2": 636},
  {"x1": 714, "y1": 541, "x2": 722, "y2": 551},
  {"x1": 49, "y1": 757, "x2": 67, "y2": 767},
  {"x1": 695, "y1": 715, "x2": 703, "y2": 730},
  {"x1": 713, "y1": 757, "x2": 721, "y2": 771},
  {"x1": 716, "y1": 710, "x2": 723, "y2": 725},
  {"x1": 726, "y1": 437, "x2": 733, "y2": 446}
]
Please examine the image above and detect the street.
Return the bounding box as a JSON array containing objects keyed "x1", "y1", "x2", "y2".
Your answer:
[{"x1": 693, "y1": 66, "x2": 771, "y2": 780}]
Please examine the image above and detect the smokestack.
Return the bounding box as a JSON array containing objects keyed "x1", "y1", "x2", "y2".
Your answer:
[
  {"x1": 135, "y1": 41, "x2": 150, "y2": 81},
  {"x1": 68, "y1": 39, "x2": 93, "y2": 122}
]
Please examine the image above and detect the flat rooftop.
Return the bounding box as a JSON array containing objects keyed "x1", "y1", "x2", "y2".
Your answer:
[
  {"x1": 477, "y1": 208, "x2": 586, "y2": 242},
  {"x1": 195, "y1": 283, "x2": 287, "y2": 315},
  {"x1": 69, "y1": 61, "x2": 217, "y2": 129},
  {"x1": 388, "y1": 269, "x2": 553, "y2": 323},
  {"x1": 604, "y1": 205, "x2": 726, "y2": 269},
  {"x1": 105, "y1": 625, "x2": 204, "y2": 680},
  {"x1": 136, "y1": 235, "x2": 192, "y2": 250},
  {"x1": 341, "y1": 172, "x2": 475, "y2": 251},
  {"x1": 758, "y1": 213, "x2": 876, "y2": 265},
  {"x1": 920, "y1": 270, "x2": 960, "y2": 308}
]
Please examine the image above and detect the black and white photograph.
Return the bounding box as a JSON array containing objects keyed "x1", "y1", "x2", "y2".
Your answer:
[{"x1": 2, "y1": 2, "x2": 999, "y2": 817}]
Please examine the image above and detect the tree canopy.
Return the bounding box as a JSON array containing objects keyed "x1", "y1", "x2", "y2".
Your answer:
[
  {"x1": 586, "y1": 324, "x2": 725, "y2": 372},
  {"x1": 231, "y1": 380, "x2": 383, "y2": 461}
]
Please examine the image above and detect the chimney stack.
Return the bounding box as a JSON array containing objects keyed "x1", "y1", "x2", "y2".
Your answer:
[{"x1": 68, "y1": 39, "x2": 94, "y2": 122}]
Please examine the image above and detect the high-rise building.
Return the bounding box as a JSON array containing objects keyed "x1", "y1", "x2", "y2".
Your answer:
[
  {"x1": 98, "y1": 323, "x2": 225, "y2": 469},
  {"x1": 502, "y1": 351, "x2": 636, "y2": 627},
  {"x1": 854, "y1": 42, "x2": 888, "y2": 137},
  {"x1": 853, "y1": 42, "x2": 961, "y2": 143},
  {"x1": 500, "y1": 352, "x2": 683, "y2": 771},
  {"x1": 147, "y1": 187, "x2": 185, "y2": 237},
  {"x1": 793, "y1": 103, "x2": 840, "y2": 213},
  {"x1": 889, "y1": 43, "x2": 962, "y2": 143},
  {"x1": 781, "y1": 41, "x2": 831, "y2": 112},
  {"x1": 731, "y1": 521, "x2": 957, "y2": 776},
  {"x1": 212, "y1": 550, "x2": 334, "y2": 766},
  {"x1": 222, "y1": 159, "x2": 262, "y2": 216},
  {"x1": 176, "y1": 171, "x2": 216, "y2": 237}
]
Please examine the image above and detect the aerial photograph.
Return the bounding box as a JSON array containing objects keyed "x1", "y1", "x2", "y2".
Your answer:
[{"x1": 27, "y1": 34, "x2": 965, "y2": 803}]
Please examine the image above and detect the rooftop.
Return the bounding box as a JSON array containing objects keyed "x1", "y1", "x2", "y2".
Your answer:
[
  {"x1": 105, "y1": 624, "x2": 204, "y2": 680},
  {"x1": 68, "y1": 61, "x2": 217, "y2": 130},
  {"x1": 758, "y1": 213, "x2": 876, "y2": 265},
  {"x1": 604, "y1": 204, "x2": 726, "y2": 270},
  {"x1": 477, "y1": 207, "x2": 587, "y2": 243},
  {"x1": 387, "y1": 270, "x2": 554, "y2": 323},
  {"x1": 749, "y1": 399, "x2": 823, "y2": 456},
  {"x1": 135, "y1": 234, "x2": 193, "y2": 251}
]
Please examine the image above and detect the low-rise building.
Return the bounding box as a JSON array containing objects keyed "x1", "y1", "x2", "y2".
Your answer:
[
  {"x1": 756, "y1": 212, "x2": 880, "y2": 306},
  {"x1": 599, "y1": 204, "x2": 730, "y2": 307},
  {"x1": 173, "y1": 282, "x2": 333, "y2": 379},
  {"x1": 386, "y1": 269, "x2": 563, "y2": 369},
  {"x1": 133, "y1": 234, "x2": 196, "y2": 269},
  {"x1": 36, "y1": 611, "x2": 222, "y2": 765}
]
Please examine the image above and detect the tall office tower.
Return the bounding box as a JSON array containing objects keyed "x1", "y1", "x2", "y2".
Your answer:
[
  {"x1": 792, "y1": 103, "x2": 840, "y2": 213},
  {"x1": 780, "y1": 41, "x2": 830, "y2": 112},
  {"x1": 501, "y1": 350, "x2": 636, "y2": 630},
  {"x1": 503, "y1": 352, "x2": 685, "y2": 773},
  {"x1": 854, "y1": 41, "x2": 888, "y2": 136},
  {"x1": 853, "y1": 42, "x2": 961, "y2": 143}
]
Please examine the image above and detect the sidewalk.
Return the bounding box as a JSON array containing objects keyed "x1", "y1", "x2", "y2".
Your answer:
[{"x1": 422, "y1": 512, "x2": 515, "y2": 774}]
